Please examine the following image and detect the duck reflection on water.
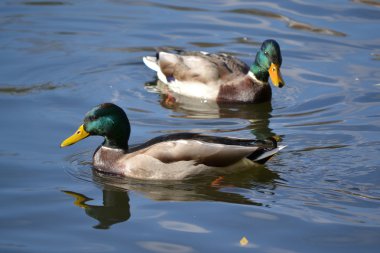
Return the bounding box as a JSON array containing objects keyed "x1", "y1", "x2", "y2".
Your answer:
[
  {"x1": 146, "y1": 79, "x2": 276, "y2": 140},
  {"x1": 63, "y1": 188, "x2": 130, "y2": 229},
  {"x1": 63, "y1": 166, "x2": 279, "y2": 229}
]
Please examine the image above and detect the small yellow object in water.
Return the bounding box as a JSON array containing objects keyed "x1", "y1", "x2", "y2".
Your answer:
[{"x1": 240, "y1": 236, "x2": 249, "y2": 246}]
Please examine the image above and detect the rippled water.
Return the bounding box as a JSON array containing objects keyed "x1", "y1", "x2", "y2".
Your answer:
[{"x1": 1, "y1": 0, "x2": 379, "y2": 252}]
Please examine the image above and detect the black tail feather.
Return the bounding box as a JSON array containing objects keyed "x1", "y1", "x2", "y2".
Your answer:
[{"x1": 247, "y1": 137, "x2": 278, "y2": 164}]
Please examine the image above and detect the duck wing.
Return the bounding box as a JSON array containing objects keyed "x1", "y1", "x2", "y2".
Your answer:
[
  {"x1": 143, "y1": 51, "x2": 250, "y2": 84},
  {"x1": 129, "y1": 133, "x2": 283, "y2": 166}
]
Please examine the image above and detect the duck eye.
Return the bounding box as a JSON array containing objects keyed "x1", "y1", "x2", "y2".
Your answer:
[
  {"x1": 264, "y1": 51, "x2": 269, "y2": 56},
  {"x1": 88, "y1": 115, "x2": 98, "y2": 121}
]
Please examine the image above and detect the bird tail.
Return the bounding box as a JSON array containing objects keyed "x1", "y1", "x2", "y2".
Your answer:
[
  {"x1": 246, "y1": 137, "x2": 286, "y2": 164},
  {"x1": 142, "y1": 56, "x2": 159, "y2": 72},
  {"x1": 253, "y1": 145, "x2": 286, "y2": 164}
]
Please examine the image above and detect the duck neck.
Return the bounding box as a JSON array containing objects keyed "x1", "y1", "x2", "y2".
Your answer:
[
  {"x1": 102, "y1": 117, "x2": 131, "y2": 150},
  {"x1": 250, "y1": 63, "x2": 269, "y2": 83},
  {"x1": 103, "y1": 137, "x2": 128, "y2": 150},
  {"x1": 103, "y1": 125, "x2": 130, "y2": 150}
]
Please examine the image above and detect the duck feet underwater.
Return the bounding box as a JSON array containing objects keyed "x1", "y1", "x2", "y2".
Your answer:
[
  {"x1": 143, "y1": 39, "x2": 285, "y2": 104},
  {"x1": 60, "y1": 103, "x2": 285, "y2": 180}
]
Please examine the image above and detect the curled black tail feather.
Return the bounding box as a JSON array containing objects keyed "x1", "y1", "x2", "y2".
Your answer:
[
  {"x1": 252, "y1": 137, "x2": 277, "y2": 149},
  {"x1": 247, "y1": 137, "x2": 278, "y2": 164}
]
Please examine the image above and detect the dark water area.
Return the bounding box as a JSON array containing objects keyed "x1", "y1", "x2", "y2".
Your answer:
[{"x1": 1, "y1": 0, "x2": 379, "y2": 252}]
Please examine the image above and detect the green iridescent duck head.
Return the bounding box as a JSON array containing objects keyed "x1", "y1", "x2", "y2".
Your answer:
[
  {"x1": 61, "y1": 103, "x2": 131, "y2": 150},
  {"x1": 251, "y1": 39, "x2": 285, "y2": 88}
]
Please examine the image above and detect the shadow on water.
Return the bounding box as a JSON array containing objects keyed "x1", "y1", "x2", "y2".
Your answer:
[
  {"x1": 64, "y1": 165, "x2": 280, "y2": 229},
  {"x1": 22, "y1": 1, "x2": 68, "y2": 6},
  {"x1": 353, "y1": 0, "x2": 380, "y2": 7},
  {"x1": 145, "y1": 80, "x2": 276, "y2": 140},
  {"x1": 227, "y1": 8, "x2": 346, "y2": 37},
  {"x1": 136, "y1": 2, "x2": 206, "y2": 12},
  {"x1": 0, "y1": 82, "x2": 70, "y2": 95}
]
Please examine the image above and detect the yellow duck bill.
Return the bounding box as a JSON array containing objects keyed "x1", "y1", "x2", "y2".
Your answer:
[
  {"x1": 268, "y1": 63, "x2": 285, "y2": 88},
  {"x1": 60, "y1": 124, "x2": 90, "y2": 147}
]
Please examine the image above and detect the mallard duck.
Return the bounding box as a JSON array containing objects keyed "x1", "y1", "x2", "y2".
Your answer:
[
  {"x1": 60, "y1": 103, "x2": 285, "y2": 180},
  {"x1": 143, "y1": 39, "x2": 285, "y2": 103}
]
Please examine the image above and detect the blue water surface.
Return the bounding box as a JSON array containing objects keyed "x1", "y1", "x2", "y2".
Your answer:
[{"x1": 0, "y1": 0, "x2": 379, "y2": 252}]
